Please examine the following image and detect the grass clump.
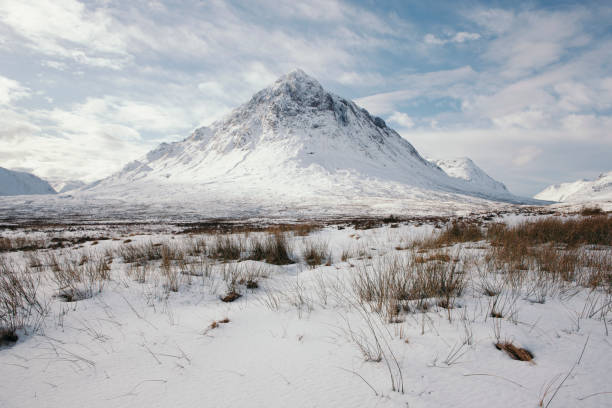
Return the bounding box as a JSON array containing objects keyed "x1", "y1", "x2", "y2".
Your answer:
[
  {"x1": 0, "y1": 258, "x2": 46, "y2": 344},
  {"x1": 250, "y1": 233, "x2": 294, "y2": 265},
  {"x1": 302, "y1": 240, "x2": 331, "y2": 268},
  {"x1": 211, "y1": 236, "x2": 244, "y2": 261},
  {"x1": 495, "y1": 341, "x2": 534, "y2": 362},
  {"x1": 580, "y1": 206, "x2": 604, "y2": 216},
  {"x1": 487, "y1": 215, "x2": 612, "y2": 247}
]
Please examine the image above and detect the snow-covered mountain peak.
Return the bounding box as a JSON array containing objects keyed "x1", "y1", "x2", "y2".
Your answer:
[
  {"x1": 432, "y1": 157, "x2": 509, "y2": 194},
  {"x1": 535, "y1": 171, "x2": 612, "y2": 202},
  {"x1": 80, "y1": 69, "x2": 534, "y2": 215}
]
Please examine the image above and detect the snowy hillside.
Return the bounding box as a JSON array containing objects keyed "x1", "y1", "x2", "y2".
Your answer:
[
  {"x1": 431, "y1": 157, "x2": 509, "y2": 197},
  {"x1": 51, "y1": 180, "x2": 87, "y2": 194},
  {"x1": 71, "y1": 69, "x2": 531, "y2": 217},
  {"x1": 0, "y1": 167, "x2": 56, "y2": 196},
  {"x1": 535, "y1": 171, "x2": 612, "y2": 202}
]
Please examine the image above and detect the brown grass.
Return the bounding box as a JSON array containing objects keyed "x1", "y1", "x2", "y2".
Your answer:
[
  {"x1": 302, "y1": 240, "x2": 331, "y2": 268},
  {"x1": 487, "y1": 215, "x2": 612, "y2": 247},
  {"x1": 221, "y1": 291, "x2": 241, "y2": 303},
  {"x1": 495, "y1": 341, "x2": 534, "y2": 362},
  {"x1": 210, "y1": 236, "x2": 244, "y2": 261},
  {"x1": 353, "y1": 253, "x2": 465, "y2": 321},
  {"x1": 250, "y1": 233, "x2": 294, "y2": 265},
  {"x1": 580, "y1": 206, "x2": 604, "y2": 216}
]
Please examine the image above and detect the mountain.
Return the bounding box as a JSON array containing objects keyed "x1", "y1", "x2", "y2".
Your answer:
[
  {"x1": 0, "y1": 167, "x2": 56, "y2": 196},
  {"x1": 431, "y1": 157, "x2": 509, "y2": 197},
  {"x1": 535, "y1": 171, "x2": 612, "y2": 202},
  {"x1": 51, "y1": 180, "x2": 87, "y2": 194},
  {"x1": 1, "y1": 69, "x2": 538, "y2": 220},
  {"x1": 77, "y1": 69, "x2": 533, "y2": 217}
]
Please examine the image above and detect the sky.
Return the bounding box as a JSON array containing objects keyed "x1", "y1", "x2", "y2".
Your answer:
[{"x1": 0, "y1": 0, "x2": 611, "y2": 196}]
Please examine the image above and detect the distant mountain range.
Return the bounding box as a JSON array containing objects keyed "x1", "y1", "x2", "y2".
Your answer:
[
  {"x1": 1, "y1": 70, "x2": 544, "y2": 218},
  {"x1": 0, "y1": 167, "x2": 56, "y2": 196},
  {"x1": 535, "y1": 171, "x2": 612, "y2": 202}
]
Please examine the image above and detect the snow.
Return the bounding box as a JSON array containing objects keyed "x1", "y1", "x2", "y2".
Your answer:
[
  {"x1": 535, "y1": 171, "x2": 612, "y2": 203},
  {"x1": 0, "y1": 220, "x2": 610, "y2": 407},
  {"x1": 0, "y1": 69, "x2": 542, "y2": 222},
  {"x1": 432, "y1": 157, "x2": 509, "y2": 196},
  {"x1": 50, "y1": 180, "x2": 87, "y2": 194},
  {"x1": 0, "y1": 167, "x2": 56, "y2": 196}
]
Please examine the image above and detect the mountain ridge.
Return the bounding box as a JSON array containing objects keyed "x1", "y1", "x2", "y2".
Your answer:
[
  {"x1": 535, "y1": 171, "x2": 612, "y2": 202},
  {"x1": 4, "y1": 69, "x2": 541, "y2": 220},
  {"x1": 0, "y1": 167, "x2": 56, "y2": 196}
]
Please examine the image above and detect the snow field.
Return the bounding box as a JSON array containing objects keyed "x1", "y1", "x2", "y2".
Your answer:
[{"x1": 0, "y1": 217, "x2": 611, "y2": 408}]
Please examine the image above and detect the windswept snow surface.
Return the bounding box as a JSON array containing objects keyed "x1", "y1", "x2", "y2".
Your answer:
[
  {"x1": 535, "y1": 171, "x2": 612, "y2": 203},
  {"x1": 0, "y1": 167, "x2": 56, "y2": 196},
  {"x1": 0, "y1": 70, "x2": 538, "y2": 221},
  {"x1": 0, "y1": 221, "x2": 610, "y2": 407}
]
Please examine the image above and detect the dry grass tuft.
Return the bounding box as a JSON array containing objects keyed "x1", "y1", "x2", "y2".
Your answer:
[
  {"x1": 487, "y1": 215, "x2": 612, "y2": 247},
  {"x1": 250, "y1": 233, "x2": 294, "y2": 265},
  {"x1": 302, "y1": 240, "x2": 331, "y2": 268},
  {"x1": 495, "y1": 341, "x2": 534, "y2": 362},
  {"x1": 580, "y1": 206, "x2": 604, "y2": 216},
  {"x1": 221, "y1": 291, "x2": 241, "y2": 303}
]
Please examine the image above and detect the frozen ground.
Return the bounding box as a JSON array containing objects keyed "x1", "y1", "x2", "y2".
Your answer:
[{"x1": 1, "y1": 214, "x2": 611, "y2": 408}]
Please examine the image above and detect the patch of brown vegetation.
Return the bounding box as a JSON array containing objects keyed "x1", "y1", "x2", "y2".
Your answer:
[
  {"x1": 221, "y1": 291, "x2": 241, "y2": 303},
  {"x1": 495, "y1": 341, "x2": 534, "y2": 362}
]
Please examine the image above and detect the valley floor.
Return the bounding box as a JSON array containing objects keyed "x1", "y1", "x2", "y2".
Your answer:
[{"x1": 0, "y1": 213, "x2": 611, "y2": 408}]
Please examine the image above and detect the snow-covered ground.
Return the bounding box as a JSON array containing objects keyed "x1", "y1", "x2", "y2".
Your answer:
[{"x1": 1, "y1": 217, "x2": 610, "y2": 408}]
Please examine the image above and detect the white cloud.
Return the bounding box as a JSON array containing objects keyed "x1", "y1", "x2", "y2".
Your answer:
[
  {"x1": 0, "y1": 75, "x2": 30, "y2": 105},
  {"x1": 0, "y1": 0, "x2": 130, "y2": 69},
  {"x1": 388, "y1": 111, "x2": 414, "y2": 128},
  {"x1": 513, "y1": 146, "x2": 542, "y2": 166},
  {"x1": 424, "y1": 32, "x2": 481, "y2": 45},
  {"x1": 472, "y1": 8, "x2": 590, "y2": 77},
  {"x1": 355, "y1": 66, "x2": 476, "y2": 115}
]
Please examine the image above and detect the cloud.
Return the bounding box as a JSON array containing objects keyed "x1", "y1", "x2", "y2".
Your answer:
[
  {"x1": 513, "y1": 146, "x2": 543, "y2": 166},
  {"x1": 471, "y1": 8, "x2": 590, "y2": 77},
  {"x1": 355, "y1": 66, "x2": 476, "y2": 115},
  {"x1": 424, "y1": 32, "x2": 481, "y2": 45},
  {"x1": 0, "y1": 75, "x2": 30, "y2": 105},
  {"x1": 0, "y1": 1, "x2": 610, "y2": 196},
  {"x1": 0, "y1": 0, "x2": 131, "y2": 69},
  {"x1": 388, "y1": 111, "x2": 414, "y2": 128}
]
